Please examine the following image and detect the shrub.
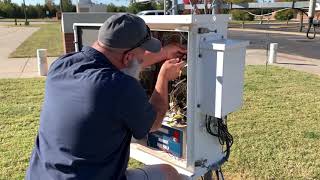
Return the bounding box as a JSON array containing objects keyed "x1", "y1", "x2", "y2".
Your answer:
[
  {"x1": 231, "y1": 10, "x2": 254, "y2": 21},
  {"x1": 274, "y1": 9, "x2": 294, "y2": 21}
]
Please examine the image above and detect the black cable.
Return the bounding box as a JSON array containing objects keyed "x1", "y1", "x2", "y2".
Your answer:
[
  {"x1": 215, "y1": 170, "x2": 220, "y2": 180},
  {"x1": 292, "y1": 8, "x2": 308, "y2": 16},
  {"x1": 215, "y1": 168, "x2": 225, "y2": 180},
  {"x1": 205, "y1": 115, "x2": 233, "y2": 161},
  {"x1": 206, "y1": 116, "x2": 233, "y2": 147},
  {"x1": 204, "y1": 115, "x2": 232, "y2": 180},
  {"x1": 290, "y1": 8, "x2": 317, "y2": 39},
  {"x1": 307, "y1": 17, "x2": 316, "y2": 39},
  {"x1": 220, "y1": 168, "x2": 225, "y2": 180}
]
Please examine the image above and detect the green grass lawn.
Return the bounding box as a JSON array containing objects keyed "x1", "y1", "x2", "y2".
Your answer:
[
  {"x1": 0, "y1": 66, "x2": 319, "y2": 179},
  {"x1": 9, "y1": 23, "x2": 63, "y2": 58}
]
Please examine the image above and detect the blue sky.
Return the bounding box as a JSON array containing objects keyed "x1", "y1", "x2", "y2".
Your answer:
[{"x1": 11, "y1": 0, "x2": 130, "y2": 6}]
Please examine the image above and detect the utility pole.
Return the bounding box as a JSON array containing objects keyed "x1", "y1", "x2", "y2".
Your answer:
[
  {"x1": 164, "y1": 0, "x2": 172, "y2": 15},
  {"x1": 172, "y1": 0, "x2": 178, "y2": 15},
  {"x1": 306, "y1": 0, "x2": 317, "y2": 38},
  {"x1": 23, "y1": 0, "x2": 28, "y2": 25},
  {"x1": 60, "y1": 0, "x2": 63, "y2": 13},
  {"x1": 308, "y1": 0, "x2": 317, "y2": 19},
  {"x1": 260, "y1": 0, "x2": 264, "y2": 24}
]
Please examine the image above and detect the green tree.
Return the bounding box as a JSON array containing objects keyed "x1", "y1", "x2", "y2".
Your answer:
[
  {"x1": 0, "y1": 1, "x2": 60, "y2": 18},
  {"x1": 127, "y1": 2, "x2": 157, "y2": 14},
  {"x1": 61, "y1": 0, "x2": 75, "y2": 12},
  {"x1": 156, "y1": 0, "x2": 164, "y2": 10},
  {"x1": 106, "y1": 3, "x2": 118, "y2": 12},
  {"x1": 27, "y1": 5, "x2": 39, "y2": 18},
  {"x1": 35, "y1": 4, "x2": 44, "y2": 18},
  {"x1": 117, "y1": 6, "x2": 127, "y2": 12},
  {"x1": 12, "y1": 3, "x2": 24, "y2": 18},
  {"x1": 231, "y1": 10, "x2": 254, "y2": 21},
  {"x1": 1, "y1": 2, "x2": 14, "y2": 17}
]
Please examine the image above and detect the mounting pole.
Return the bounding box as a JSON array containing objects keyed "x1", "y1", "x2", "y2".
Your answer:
[
  {"x1": 306, "y1": 0, "x2": 317, "y2": 39},
  {"x1": 308, "y1": 0, "x2": 317, "y2": 18}
]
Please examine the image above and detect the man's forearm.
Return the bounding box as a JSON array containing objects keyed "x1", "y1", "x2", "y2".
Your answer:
[{"x1": 149, "y1": 75, "x2": 168, "y2": 132}]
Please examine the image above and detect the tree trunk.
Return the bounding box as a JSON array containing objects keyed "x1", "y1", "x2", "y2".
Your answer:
[{"x1": 299, "y1": 11, "x2": 304, "y2": 32}]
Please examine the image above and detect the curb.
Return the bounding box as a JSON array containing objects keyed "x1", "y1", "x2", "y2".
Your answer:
[
  {"x1": 229, "y1": 28, "x2": 308, "y2": 37},
  {"x1": 247, "y1": 49, "x2": 320, "y2": 63},
  {"x1": 277, "y1": 53, "x2": 320, "y2": 63}
]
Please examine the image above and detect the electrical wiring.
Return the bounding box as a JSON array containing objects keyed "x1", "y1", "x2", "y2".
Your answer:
[
  {"x1": 203, "y1": 115, "x2": 232, "y2": 180},
  {"x1": 205, "y1": 115, "x2": 233, "y2": 162},
  {"x1": 179, "y1": 32, "x2": 188, "y2": 41},
  {"x1": 215, "y1": 168, "x2": 225, "y2": 180},
  {"x1": 169, "y1": 78, "x2": 187, "y2": 117}
]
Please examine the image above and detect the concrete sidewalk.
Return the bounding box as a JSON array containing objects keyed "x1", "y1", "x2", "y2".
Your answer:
[
  {"x1": 0, "y1": 57, "x2": 57, "y2": 78},
  {"x1": 0, "y1": 25, "x2": 59, "y2": 78},
  {"x1": 0, "y1": 49, "x2": 318, "y2": 79},
  {"x1": 0, "y1": 26, "x2": 39, "y2": 61},
  {"x1": 246, "y1": 49, "x2": 320, "y2": 76}
]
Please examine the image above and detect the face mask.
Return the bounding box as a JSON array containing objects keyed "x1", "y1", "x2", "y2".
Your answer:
[{"x1": 120, "y1": 59, "x2": 142, "y2": 80}]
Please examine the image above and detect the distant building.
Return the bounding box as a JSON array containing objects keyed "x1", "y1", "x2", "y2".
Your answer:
[
  {"x1": 76, "y1": 0, "x2": 107, "y2": 13},
  {"x1": 45, "y1": 0, "x2": 53, "y2": 6}
]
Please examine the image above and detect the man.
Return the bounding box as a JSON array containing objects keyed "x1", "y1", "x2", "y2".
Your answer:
[{"x1": 26, "y1": 13, "x2": 186, "y2": 180}]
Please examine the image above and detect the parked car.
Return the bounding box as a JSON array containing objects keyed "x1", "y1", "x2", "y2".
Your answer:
[{"x1": 137, "y1": 10, "x2": 165, "y2": 15}]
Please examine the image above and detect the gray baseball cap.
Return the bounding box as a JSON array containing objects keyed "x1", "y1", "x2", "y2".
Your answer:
[{"x1": 98, "y1": 13, "x2": 161, "y2": 53}]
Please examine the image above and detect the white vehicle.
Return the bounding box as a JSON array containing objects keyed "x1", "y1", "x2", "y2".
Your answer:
[{"x1": 137, "y1": 10, "x2": 165, "y2": 15}]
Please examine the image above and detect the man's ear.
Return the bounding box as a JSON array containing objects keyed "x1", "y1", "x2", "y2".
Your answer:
[{"x1": 122, "y1": 52, "x2": 133, "y2": 67}]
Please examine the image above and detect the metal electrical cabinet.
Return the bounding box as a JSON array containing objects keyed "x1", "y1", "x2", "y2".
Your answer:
[{"x1": 73, "y1": 14, "x2": 249, "y2": 179}]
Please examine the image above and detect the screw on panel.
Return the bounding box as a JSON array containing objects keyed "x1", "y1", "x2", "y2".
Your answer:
[
  {"x1": 198, "y1": 54, "x2": 202, "y2": 58},
  {"x1": 197, "y1": 104, "x2": 201, "y2": 108}
]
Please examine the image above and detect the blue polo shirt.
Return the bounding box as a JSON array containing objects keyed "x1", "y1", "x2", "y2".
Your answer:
[{"x1": 26, "y1": 46, "x2": 156, "y2": 180}]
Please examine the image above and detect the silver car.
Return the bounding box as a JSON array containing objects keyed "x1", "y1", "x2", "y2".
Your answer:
[{"x1": 137, "y1": 10, "x2": 165, "y2": 15}]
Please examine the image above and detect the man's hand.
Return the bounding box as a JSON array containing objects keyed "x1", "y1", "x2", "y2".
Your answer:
[
  {"x1": 162, "y1": 43, "x2": 187, "y2": 60},
  {"x1": 142, "y1": 43, "x2": 187, "y2": 68},
  {"x1": 149, "y1": 58, "x2": 185, "y2": 132},
  {"x1": 159, "y1": 58, "x2": 186, "y2": 81}
]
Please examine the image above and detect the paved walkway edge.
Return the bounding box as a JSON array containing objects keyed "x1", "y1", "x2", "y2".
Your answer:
[{"x1": 229, "y1": 28, "x2": 308, "y2": 36}]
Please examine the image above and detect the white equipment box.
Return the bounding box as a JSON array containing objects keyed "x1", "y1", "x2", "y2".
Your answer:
[{"x1": 73, "y1": 14, "x2": 249, "y2": 179}]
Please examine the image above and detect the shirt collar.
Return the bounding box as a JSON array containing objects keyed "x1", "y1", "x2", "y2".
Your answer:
[{"x1": 81, "y1": 46, "x2": 118, "y2": 70}]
